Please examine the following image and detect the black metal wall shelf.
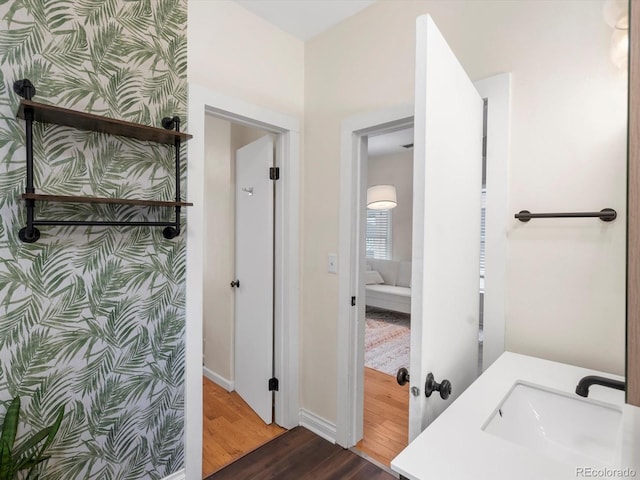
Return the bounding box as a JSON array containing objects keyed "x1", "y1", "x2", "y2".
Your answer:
[{"x1": 13, "y1": 78, "x2": 193, "y2": 243}]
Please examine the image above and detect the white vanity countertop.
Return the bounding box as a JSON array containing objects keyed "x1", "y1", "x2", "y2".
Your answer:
[{"x1": 391, "y1": 352, "x2": 640, "y2": 480}]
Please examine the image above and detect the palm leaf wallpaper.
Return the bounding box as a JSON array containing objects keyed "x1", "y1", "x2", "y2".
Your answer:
[{"x1": 0, "y1": 1, "x2": 187, "y2": 478}]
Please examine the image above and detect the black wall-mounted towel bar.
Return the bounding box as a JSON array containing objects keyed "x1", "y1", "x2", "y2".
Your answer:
[{"x1": 515, "y1": 208, "x2": 617, "y2": 222}]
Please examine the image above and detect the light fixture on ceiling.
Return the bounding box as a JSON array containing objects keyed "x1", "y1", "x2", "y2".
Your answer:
[
  {"x1": 367, "y1": 185, "x2": 397, "y2": 210},
  {"x1": 603, "y1": 0, "x2": 629, "y2": 69}
]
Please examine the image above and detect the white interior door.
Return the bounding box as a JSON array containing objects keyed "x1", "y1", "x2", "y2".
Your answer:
[
  {"x1": 409, "y1": 15, "x2": 483, "y2": 440},
  {"x1": 234, "y1": 135, "x2": 274, "y2": 424}
]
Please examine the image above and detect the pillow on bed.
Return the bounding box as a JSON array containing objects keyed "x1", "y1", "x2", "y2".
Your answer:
[{"x1": 365, "y1": 270, "x2": 384, "y2": 285}]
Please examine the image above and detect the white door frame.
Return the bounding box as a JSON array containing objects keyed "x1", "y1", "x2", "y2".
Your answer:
[
  {"x1": 337, "y1": 104, "x2": 414, "y2": 448},
  {"x1": 475, "y1": 73, "x2": 511, "y2": 371},
  {"x1": 336, "y1": 74, "x2": 510, "y2": 448},
  {"x1": 186, "y1": 83, "x2": 301, "y2": 479}
]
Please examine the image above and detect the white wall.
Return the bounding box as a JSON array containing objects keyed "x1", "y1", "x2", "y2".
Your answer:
[
  {"x1": 303, "y1": 0, "x2": 627, "y2": 423},
  {"x1": 189, "y1": 0, "x2": 304, "y2": 386},
  {"x1": 202, "y1": 115, "x2": 269, "y2": 384},
  {"x1": 188, "y1": 0, "x2": 305, "y2": 119},
  {"x1": 189, "y1": 0, "x2": 627, "y2": 427},
  {"x1": 368, "y1": 150, "x2": 413, "y2": 261},
  {"x1": 232, "y1": 123, "x2": 269, "y2": 152},
  {"x1": 203, "y1": 116, "x2": 234, "y2": 381}
]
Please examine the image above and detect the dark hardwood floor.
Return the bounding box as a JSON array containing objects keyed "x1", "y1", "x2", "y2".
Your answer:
[{"x1": 205, "y1": 427, "x2": 397, "y2": 480}]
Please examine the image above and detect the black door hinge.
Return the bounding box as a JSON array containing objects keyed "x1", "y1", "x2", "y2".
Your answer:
[
  {"x1": 268, "y1": 377, "x2": 279, "y2": 391},
  {"x1": 351, "y1": 296, "x2": 356, "y2": 306},
  {"x1": 269, "y1": 167, "x2": 280, "y2": 180}
]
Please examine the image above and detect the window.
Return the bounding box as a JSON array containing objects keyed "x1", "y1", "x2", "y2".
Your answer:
[
  {"x1": 479, "y1": 187, "x2": 486, "y2": 292},
  {"x1": 366, "y1": 209, "x2": 392, "y2": 259}
]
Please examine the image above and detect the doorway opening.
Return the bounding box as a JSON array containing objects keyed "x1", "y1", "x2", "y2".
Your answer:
[
  {"x1": 337, "y1": 72, "x2": 509, "y2": 455},
  {"x1": 201, "y1": 116, "x2": 285, "y2": 477},
  {"x1": 354, "y1": 126, "x2": 414, "y2": 467},
  {"x1": 478, "y1": 98, "x2": 488, "y2": 374},
  {"x1": 350, "y1": 121, "x2": 488, "y2": 468},
  {"x1": 345, "y1": 113, "x2": 487, "y2": 470},
  {"x1": 186, "y1": 84, "x2": 301, "y2": 480}
]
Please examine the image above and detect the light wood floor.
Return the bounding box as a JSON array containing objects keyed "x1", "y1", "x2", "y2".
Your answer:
[
  {"x1": 202, "y1": 376, "x2": 286, "y2": 478},
  {"x1": 355, "y1": 367, "x2": 409, "y2": 466}
]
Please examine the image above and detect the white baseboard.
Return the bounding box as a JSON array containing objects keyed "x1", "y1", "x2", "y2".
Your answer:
[
  {"x1": 162, "y1": 469, "x2": 185, "y2": 480},
  {"x1": 299, "y1": 408, "x2": 336, "y2": 444},
  {"x1": 203, "y1": 366, "x2": 234, "y2": 392}
]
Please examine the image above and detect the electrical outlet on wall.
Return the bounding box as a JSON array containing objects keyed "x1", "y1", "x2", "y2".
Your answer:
[{"x1": 328, "y1": 253, "x2": 338, "y2": 274}]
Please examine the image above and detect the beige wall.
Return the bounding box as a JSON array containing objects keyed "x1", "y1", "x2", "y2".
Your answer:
[
  {"x1": 368, "y1": 150, "x2": 414, "y2": 261},
  {"x1": 189, "y1": 0, "x2": 627, "y2": 426},
  {"x1": 302, "y1": 0, "x2": 627, "y2": 423},
  {"x1": 188, "y1": 0, "x2": 305, "y2": 118},
  {"x1": 203, "y1": 116, "x2": 234, "y2": 380},
  {"x1": 189, "y1": 0, "x2": 304, "y2": 383},
  {"x1": 232, "y1": 123, "x2": 269, "y2": 152},
  {"x1": 203, "y1": 115, "x2": 269, "y2": 382}
]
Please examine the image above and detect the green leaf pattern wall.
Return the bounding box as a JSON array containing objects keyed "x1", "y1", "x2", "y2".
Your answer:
[{"x1": 0, "y1": 1, "x2": 187, "y2": 478}]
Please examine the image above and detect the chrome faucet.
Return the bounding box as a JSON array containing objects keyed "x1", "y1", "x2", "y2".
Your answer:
[{"x1": 575, "y1": 375, "x2": 625, "y2": 397}]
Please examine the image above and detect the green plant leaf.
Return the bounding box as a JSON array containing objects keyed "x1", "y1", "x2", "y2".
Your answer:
[
  {"x1": 12, "y1": 403, "x2": 64, "y2": 472},
  {"x1": 0, "y1": 397, "x2": 20, "y2": 479},
  {"x1": 0, "y1": 439, "x2": 10, "y2": 480},
  {"x1": 0, "y1": 397, "x2": 20, "y2": 455}
]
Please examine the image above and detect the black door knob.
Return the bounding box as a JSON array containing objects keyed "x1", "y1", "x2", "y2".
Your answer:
[
  {"x1": 396, "y1": 368, "x2": 410, "y2": 386},
  {"x1": 230, "y1": 280, "x2": 240, "y2": 288},
  {"x1": 425, "y1": 372, "x2": 452, "y2": 400}
]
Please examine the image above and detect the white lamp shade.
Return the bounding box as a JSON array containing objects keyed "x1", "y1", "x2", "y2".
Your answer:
[
  {"x1": 602, "y1": 0, "x2": 628, "y2": 70},
  {"x1": 367, "y1": 184, "x2": 397, "y2": 210},
  {"x1": 603, "y1": 0, "x2": 628, "y2": 29},
  {"x1": 610, "y1": 27, "x2": 629, "y2": 70}
]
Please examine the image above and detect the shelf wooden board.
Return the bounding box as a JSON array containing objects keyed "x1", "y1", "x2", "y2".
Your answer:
[
  {"x1": 22, "y1": 193, "x2": 193, "y2": 207},
  {"x1": 16, "y1": 100, "x2": 192, "y2": 145}
]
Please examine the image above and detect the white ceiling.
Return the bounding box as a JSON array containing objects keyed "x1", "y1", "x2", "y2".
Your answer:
[
  {"x1": 368, "y1": 127, "x2": 414, "y2": 157},
  {"x1": 234, "y1": 0, "x2": 377, "y2": 41}
]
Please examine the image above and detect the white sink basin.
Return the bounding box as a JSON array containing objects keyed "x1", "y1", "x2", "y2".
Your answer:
[{"x1": 482, "y1": 381, "x2": 623, "y2": 467}]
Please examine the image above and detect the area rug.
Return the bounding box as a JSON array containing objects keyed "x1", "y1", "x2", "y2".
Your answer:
[{"x1": 365, "y1": 306, "x2": 410, "y2": 376}]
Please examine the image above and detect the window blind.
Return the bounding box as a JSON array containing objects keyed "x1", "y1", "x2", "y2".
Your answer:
[
  {"x1": 479, "y1": 187, "x2": 487, "y2": 290},
  {"x1": 366, "y1": 209, "x2": 392, "y2": 259}
]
